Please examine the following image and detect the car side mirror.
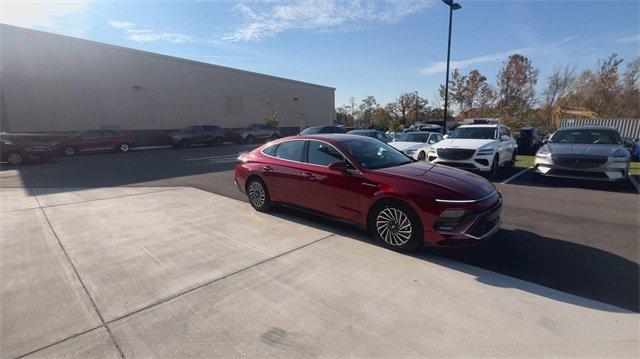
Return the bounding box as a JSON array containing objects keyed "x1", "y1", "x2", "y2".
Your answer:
[
  {"x1": 328, "y1": 161, "x2": 348, "y2": 172},
  {"x1": 443, "y1": 134, "x2": 449, "y2": 139}
]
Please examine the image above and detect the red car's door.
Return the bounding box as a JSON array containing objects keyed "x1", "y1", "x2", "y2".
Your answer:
[
  {"x1": 261, "y1": 140, "x2": 305, "y2": 205},
  {"x1": 77, "y1": 131, "x2": 108, "y2": 151},
  {"x1": 299, "y1": 140, "x2": 361, "y2": 221}
]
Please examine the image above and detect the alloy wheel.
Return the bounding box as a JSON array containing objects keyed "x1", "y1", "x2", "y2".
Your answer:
[
  {"x1": 376, "y1": 207, "x2": 412, "y2": 246},
  {"x1": 248, "y1": 181, "x2": 266, "y2": 208},
  {"x1": 64, "y1": 147, "x2": 76, "y2": 156},
  {"x1": 7, "y1": 153, "x2": 22, "y2": 165},
  {"x1": 120, "y1": 143, "x2": 130, "y2": 152}
]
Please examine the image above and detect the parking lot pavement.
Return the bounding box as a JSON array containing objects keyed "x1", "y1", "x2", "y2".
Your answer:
[{"x1": 1, "y1": 186, "x2": 638, "y2": 357}]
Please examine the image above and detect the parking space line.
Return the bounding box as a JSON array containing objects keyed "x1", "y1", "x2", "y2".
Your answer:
[
  {"x1": 500, "y1": 167, "x2": 532, "y2": 184},
  {"x1": 629, "y1": 175, "x2": 640, "y2": 194}
]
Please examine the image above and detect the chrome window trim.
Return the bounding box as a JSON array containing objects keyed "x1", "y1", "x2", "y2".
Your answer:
[
  {"x1": 260, "y1": 138, "x2": 358, "y2": 170},
  {"x1": 435, "y1": 190, "x2": 498, "y2": 203}
]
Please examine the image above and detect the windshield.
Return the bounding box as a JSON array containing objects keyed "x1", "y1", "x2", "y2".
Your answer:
[
  {"x1": 338, "y1": 139, "x2": 412, "y2": 170},
  {"x1": 300, "y1": 127, "x2": 321, "y2": 135},
  {"x1": 449, "y1": 127, "x2": 497, "y2": 140},
  {"x1": 393, "y1": 132, "x2": 430, "y2": 143},
  {"x1": 550, "y1": 129, "x2": 621, "y2": 144}
]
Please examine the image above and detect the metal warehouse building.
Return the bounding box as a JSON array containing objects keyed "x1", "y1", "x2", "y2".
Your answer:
[
  {"x1": 558, "y1": 118, "x2": 640, "y2": 139},
  {"x1": 0, "y1": 24, "x2": 335, "y2": 145}
]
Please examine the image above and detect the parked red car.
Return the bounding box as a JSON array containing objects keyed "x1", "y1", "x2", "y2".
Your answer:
[
  {"x1": 235, "y1": 134, "x2": 502, "y2": 251},
  {"x1": 53, "y1": 130, "x2": 136, "y2": 156},
  {"x1": 0, "y1": 136, "x2": 56, "y2": 165}
]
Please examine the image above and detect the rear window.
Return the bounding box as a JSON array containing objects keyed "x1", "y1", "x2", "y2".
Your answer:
[
  {"x1": 275, "y1": 140, "x2": 304, "y2": 161},
  {"x1": 300, "y1": 126, "x2": 321, "y2": 135}
]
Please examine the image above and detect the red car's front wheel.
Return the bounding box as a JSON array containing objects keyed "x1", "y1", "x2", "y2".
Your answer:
[{"x1": 371, "y1": 201, "x2": 422, "y2": 252}]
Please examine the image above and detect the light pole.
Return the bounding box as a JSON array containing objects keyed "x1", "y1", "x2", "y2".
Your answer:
[{"x1": 441, "y1": 0, "x2": 461, "y2": 132}]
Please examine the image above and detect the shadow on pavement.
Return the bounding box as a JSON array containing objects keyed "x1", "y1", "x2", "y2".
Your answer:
[{"x1": 267, "y1": 205, "x2": 639, "y2": 313}]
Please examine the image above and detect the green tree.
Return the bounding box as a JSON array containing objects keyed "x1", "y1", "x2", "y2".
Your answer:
[{"x1": 496, "y1": 54, "x2": 539, "y2": 129}]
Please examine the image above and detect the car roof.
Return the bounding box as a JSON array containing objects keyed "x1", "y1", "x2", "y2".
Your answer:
[
  {"x1": 457, "y1": 124, "x2": 500, "y2": 128},
  {"x1": 558, "y1": 125, "x2": 617, "y2": 131},
  {"x1": 348, "y1": 129, "x2": 376, "y2": 133}
]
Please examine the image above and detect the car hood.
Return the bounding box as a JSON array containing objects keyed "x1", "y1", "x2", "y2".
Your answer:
[
  {"x1": 432, "y1": 138, "x2": 497, "y2": 150},
  {"x1": 547, "y1": 143, "x2": 625, "y2": 157},
  {"x1": 389, "y1": 141, "x2": 422, "y2": 151},
  {"x1": 375, "y1": 161, "x2": 497, "y2": 201}
]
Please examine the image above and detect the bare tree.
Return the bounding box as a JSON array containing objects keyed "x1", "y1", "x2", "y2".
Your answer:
[
  {"x1": 387, "y1": 92, "x2": 427, "y2": 127},
  {"x1": 541, "y1": 64, "x2": 577, "y2": 131}
]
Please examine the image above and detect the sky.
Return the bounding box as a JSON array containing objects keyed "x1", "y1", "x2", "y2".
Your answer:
[{"x1": 2, "y1": 0, "x2": 639, "y2": 108}]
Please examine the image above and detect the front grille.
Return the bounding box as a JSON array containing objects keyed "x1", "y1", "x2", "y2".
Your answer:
[
  {"x1": 437, "y1": 148, "x2": 476, "y2": 160},
  {"x1": 553, "y1": 155, "x2": 607, "y2": 169},
  {"x1": 467, "y1": 205, "x2": 501, "y2": 238},
  {"x1": 439, "y1": 162, "x2": 476, "y2": 169}
]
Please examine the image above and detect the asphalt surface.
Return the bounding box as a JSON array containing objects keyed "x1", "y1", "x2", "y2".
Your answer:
[{"x1": 1, "y1": 144, "x2": 638, "y2": 311}]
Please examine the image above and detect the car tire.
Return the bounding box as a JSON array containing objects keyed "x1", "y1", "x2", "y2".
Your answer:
[
  {"x1": 417, "y1": 151, "x2": 426, "y2": 161},
  {"x1": 119, "y1": 143, "x2": 131, "y2": 153},
  {"x1": 246, "y1": 177, "x2": 272, "y2": 212},
  {"x1": 370, "y1": 201, "x2": 422, "y2": 253},
  {"x1": 506, "y1": 150, "x2": 516, "y2": 168},
  {"x1": 245, "y1": 135, "x2": 255, "y2": 144},
  {"x1": 7, "y1": 152, "x2": 23, "y2": 165},
  {"x1": 215, "y1": 137, "x2": 224, "y2": 146},
  {"x1": 179, "y1": 139, "x2": 190, "y2": 148},
  {"x1": 487, "y1": 155, "x2": 499, "y2": 179},
  {"x1": 63, "y1": 146, "x2": 77, "y2": 156}
]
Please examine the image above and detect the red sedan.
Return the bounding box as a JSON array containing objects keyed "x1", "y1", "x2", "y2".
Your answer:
[
  {"x1": 0, "y1": 136, "x2": 56, "y2": 165},
  {"x1": 53, "y1": 130, "x2": 136, "y2": 156},
  {"x1": 235, "y1": 134, "x2": 502, "y2": 251}
]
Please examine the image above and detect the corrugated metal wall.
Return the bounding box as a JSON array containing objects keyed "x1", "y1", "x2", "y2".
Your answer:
[
  {"x1": 0, "y1": 24, "x2": 335, "y2": 133},
  {"x1": 558, "y1": 118, "x2": 640, "y2": 139}
]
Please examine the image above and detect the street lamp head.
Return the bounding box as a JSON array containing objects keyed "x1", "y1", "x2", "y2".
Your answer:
[{"x1": 441, "y1": 0, "x2": 461, "y2": 10}]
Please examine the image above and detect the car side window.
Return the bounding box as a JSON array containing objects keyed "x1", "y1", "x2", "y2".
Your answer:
[
  {"x1": 275, "y1": 140, "x2": 304, "y2": 161},
  {"x1": 263, "y1": 144, "x2": 278, "y2": 156},
  {"x1": 82, "y1": 131, "x2": 103, "y2": 140},
  {"x1": 375, "y1": 132, "x2": 386, "y2": 140},
  {"x1": 307, "y1": 140, "x2": 344, "y2": 166},
  {"x1": 428, "y1": 134, "x2": 437, "y2": 144}
]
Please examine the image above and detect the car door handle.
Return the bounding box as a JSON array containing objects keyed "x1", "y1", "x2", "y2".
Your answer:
[
  {"x1": 302, "y1": 172, "x2": 316, "y2": 180},
  {"x1": 361, "y1": 182, "x2": 378, "y2": 188},
  {"x1": 263, "y1": 166, "x2": 273, "y2": 172}
]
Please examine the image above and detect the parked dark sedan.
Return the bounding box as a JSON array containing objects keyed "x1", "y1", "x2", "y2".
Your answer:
[
  {"x1": 53, "y1": 130, "x2": 136, "y2": 156},
  {"x1": 235, "y1": 134, "x2": 502, "y2": 252},
  {"x1": 0, "y1": 136, "x2": 56, "y2": 165},
  {"x1": 299, "y1": 126, "x2": 346, "y2": 135}
]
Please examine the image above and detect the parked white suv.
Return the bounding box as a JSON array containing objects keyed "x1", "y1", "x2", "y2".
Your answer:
[{"x1": 428, "y1": 124, "x2": 518, "y2": 178}]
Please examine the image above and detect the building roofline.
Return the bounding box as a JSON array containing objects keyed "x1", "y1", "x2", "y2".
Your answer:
[{"x1": 0, "y1": 23, "x2": 336, "y2": 91}]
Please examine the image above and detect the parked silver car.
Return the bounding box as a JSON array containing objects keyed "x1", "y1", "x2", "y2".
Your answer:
[
  {"x1": 234, "y1": 124, "x2": 280, "y2": 144},
  {"x1": 534, "y1": 125, "x2": 630, "y2": 181}
]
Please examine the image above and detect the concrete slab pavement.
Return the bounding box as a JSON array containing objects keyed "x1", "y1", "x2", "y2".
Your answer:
[
  {"x1": 0, "y1": 188, "x2": 40, "y2": 213},
  {"x1": 2, "y1": 186, "x2": 638, "y2": 357},
  {"x1": 108, "y1": 235, "x2": 639, "y2": 358},
  {"x1": 41, "y1": 187, "x2": 333, "y2": 322},
  {"x1": 24, "y1": 328, "x2": 120, "y2": 359},
  {"x1": 0, "y1": 208, "x2": 102, "y2": 358}
]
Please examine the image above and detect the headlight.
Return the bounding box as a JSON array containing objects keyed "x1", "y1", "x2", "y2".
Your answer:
[
  {"x1": 477, "y1": 148, "x2": 494, "y2": 156},
  {"x1": 611, "y1": 155, "x2": 629, "y2": 163},
  {"x1": 428, "y1": 148, "x2": 436, "y2": 153},
  {"x1": 405, "y1": 149, "x2": 416, "y2": 155},
  {"x1": 535, "y1": 147, "x2": 550, "y2": 158}
]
